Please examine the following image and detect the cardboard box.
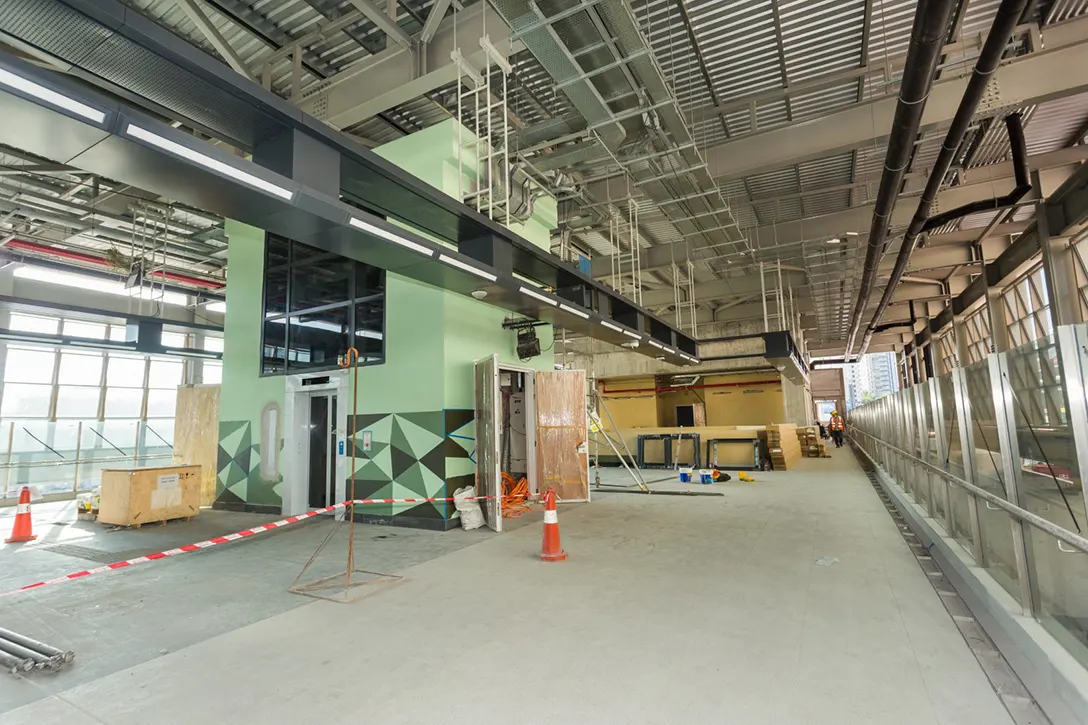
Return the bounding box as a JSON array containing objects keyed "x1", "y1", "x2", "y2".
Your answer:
[{"x1": 98, "y1": 465, "x2": 201, "y2": 527}]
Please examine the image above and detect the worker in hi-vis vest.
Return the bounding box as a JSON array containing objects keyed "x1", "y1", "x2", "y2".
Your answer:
[{"x1": 828, "y1": 411, "x2": 846, "y2": 448}]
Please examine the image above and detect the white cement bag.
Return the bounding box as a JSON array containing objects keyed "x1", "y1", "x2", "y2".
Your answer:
[{"x1": 454, "y1": 486, "x2": 485, "y2": 531}]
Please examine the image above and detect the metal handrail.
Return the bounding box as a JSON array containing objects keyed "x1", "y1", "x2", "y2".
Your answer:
[
  {"x1": 850, "y1": 429, "x2": 1088, "y2": 556},
  {"x1": 0, "y1": 453, "x2": 172, "y2": 470}
]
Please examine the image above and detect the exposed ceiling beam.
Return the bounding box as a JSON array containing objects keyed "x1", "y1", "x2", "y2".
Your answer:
[
  {"x1": 174, "y1": 0, "x2": 253, "y2": 78},
  {"x1": 590, "y1": 163, "x2": 1080, "y2": 277},
  {"x1": 703, "y1": 38, "x2": 1088, "y2": 180},
  {"x1": 346, "y1": 0, "x2": 413, "y2": 49},
  {"x1": 297, "y1": 4, "x2": 520, "y2": 129},
  {"x1": 420, "y1": 0, "x2": 452, "y2": 43}
]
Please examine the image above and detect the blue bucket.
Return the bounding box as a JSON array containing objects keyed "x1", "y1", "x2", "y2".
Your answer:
[
  {"x1": 699, "y1": 469, "x2": 713, "y2": 484},
  {"x1": 679, "y1": 468, "x2": 692, "y2": 483}
]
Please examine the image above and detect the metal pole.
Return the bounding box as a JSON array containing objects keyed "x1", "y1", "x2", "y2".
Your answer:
[
  {"x1": 776, "y1": 263, "x2": 785, "y2": 331},
  {"x1": 953, "y1": 367, "x2": 986, "y2": 564},
  {"x1": 72, "y1": 421, "x2": 82, "y2": 494},
  {"x1": 989, "y1": 352, "x2": 1035, "y2": 616},
  {"x1": 760, "y1": 262, "x2": 768, "y2": 332}
]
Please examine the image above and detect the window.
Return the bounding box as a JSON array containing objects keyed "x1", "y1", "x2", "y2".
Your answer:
[
  {"x1": 5, "y1": 347, "x2": 55, "y2": 384},
  {"x1": 62, "y1": 320, "x2": 106, "y2": 339},
  {"x1": 148, "y1": 360, "x2": 183, "y2": 388},
  {"x1": 146, "y1": 389, "x2": 176, "y2": 418},
  {"x1": 260, "y1": 233, "x2": 385, "y2": 375},
  {"x1": 1, "y1": 383, "x2": 51, "y2": 417},
  {"x1": 55, "y1": 386, "x2": 100, "y2": 418},
  {"x1": 104, "y1": 387, "x2": 144, "y2": 417},
  {"x1": 59, "y1": 352, "x2": 103, "y2": 386},
  {"x1": 204, "y1": 336, "x2": 224, "y2": 353},
  {"x1": 203, "y1": 361, "x2": 223, "y2": 385},
  {"x1": 107, "y1": 355, "x2": 146, "y2": 387},
  {"x1": 161, "y1": 331, "x2": 187, "y2": 348},
  {"x1": 10, "y1": 313, "x2": 57, "y2": 335},
  {"x1": 1002, "y1": 264, "x2": 1052, "y2": 347},
  {"x1": 963, "y1": 307, "x2": 992, "y2": 365}
]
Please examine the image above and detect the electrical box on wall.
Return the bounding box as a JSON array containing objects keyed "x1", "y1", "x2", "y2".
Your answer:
[{"x1": 509, "y1": 392, "x2": 527, "y2": 472}]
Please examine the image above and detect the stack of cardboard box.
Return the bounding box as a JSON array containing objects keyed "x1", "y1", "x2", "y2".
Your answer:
[
  {"x1": 796, "y1": 426, "x2": 831, "y2": 458},
  {"x1": 766, "y1": 424, "x2": 801, "y2": 469}
]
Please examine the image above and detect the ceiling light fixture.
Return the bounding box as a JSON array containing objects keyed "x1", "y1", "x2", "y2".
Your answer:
[
  {"x1": 519, "y1": 286, "x2": 558, "y2": 306},
  {"x1": 437, "y1": 253, "x2": 497, "y2": 282},
  {"x1": 600, "y1": 320, "x2": 623, "y2": 332},
  {"x1": 559, "y1": 303, "x2": 590, "y2": 319},
  {"x1": 622, "y1": 330, "x2": 641, "y2": 340},
  {"x1": 647, "y1": 339, "x2": 665, "y2": 349},
  {"x1": 126, "y1": 124, "x2": 295, "y2": 200},
  {"x1": 0, "y1": 68, "x2": 106, "y2": 123},
  {"x1": 350, "y1": 216, "x2": 433, "y2": 256}
]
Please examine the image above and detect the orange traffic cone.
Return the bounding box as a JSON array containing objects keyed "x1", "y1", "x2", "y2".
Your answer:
[
  {"x1": 538, "y1": 488, "x2": 567, "y2": 562},
  {"x1": 5, "y1": 486, "x2": 36, "y2": 543}
]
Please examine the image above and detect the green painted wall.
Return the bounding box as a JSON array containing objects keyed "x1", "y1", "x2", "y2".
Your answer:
[
  {"x1": 215, "y1": 220, "x2": 285, "y2": 511},
  {"x1": 216, "y1": 119, "x2": 558, "y2": 520}
]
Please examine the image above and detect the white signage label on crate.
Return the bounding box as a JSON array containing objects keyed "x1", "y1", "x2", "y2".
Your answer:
[
  {"x1": 151, "y1": 488, "x2": 182, "y2": 509},
  {"x1": 158, "y1": 473, "x2": 180, "y2": 489}
]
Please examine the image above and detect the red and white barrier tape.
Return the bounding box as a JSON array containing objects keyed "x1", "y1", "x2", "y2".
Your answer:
[{"x1": 0, "y1": 495, "x2": 519, "y2": 599}]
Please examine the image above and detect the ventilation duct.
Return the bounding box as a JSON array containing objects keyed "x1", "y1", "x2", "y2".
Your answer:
[
  {"x1": 843, "y1": 0, "x2": 956, "y2": 361},
  {"x1": 857, "y1": 0, "x2": 1033, "y2": 356}
]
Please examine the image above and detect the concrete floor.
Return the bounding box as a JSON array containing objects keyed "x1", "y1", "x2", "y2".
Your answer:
[{"x1": 0, "y1": 449, "x2": 1015, "y2": 724}]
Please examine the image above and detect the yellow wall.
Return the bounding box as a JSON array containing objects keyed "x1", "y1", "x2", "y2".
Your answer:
[
  {"x1": 597, "y1": 376, "x2": 658, "y2": 431},
  {"x1": 599, "y1": 372, "x2": 784, "y2": 429}
]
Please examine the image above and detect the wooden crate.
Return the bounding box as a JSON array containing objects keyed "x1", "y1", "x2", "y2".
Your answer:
[{"x1": 98, "y1": 464, "x2": 201, "y2": 527}]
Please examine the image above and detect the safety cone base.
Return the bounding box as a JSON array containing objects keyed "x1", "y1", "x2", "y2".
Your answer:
[
  {"x1": 539, "y1": 549, "x2": 567, "y2": 562},
  {"x1": 5, "y1": 533, "x2": 36, "y2": 543}
]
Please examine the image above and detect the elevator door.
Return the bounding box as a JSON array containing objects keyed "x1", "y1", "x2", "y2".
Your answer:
[{"x1": 307, "y1": 393, "x2": 337, "y2": 508}]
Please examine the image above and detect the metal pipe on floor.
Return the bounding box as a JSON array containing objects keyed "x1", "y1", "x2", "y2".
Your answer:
[
  {"x1": 0, "y1": 637, "x2": 56, "y2": 669},
  {"x1": 0, "y1": 626, "x2": 73, "y2": 663},
  {"x1": 0, "y1": 648, "x2": 33, "y2": 674}
]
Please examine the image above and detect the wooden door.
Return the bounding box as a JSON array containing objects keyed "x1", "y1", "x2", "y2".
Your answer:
[
  {"x1": 473, "y1": 354, "x2": 502, "y2": 531},
  {"x1": 536, "y1": 369, "x2": 589, "y2": 502}
]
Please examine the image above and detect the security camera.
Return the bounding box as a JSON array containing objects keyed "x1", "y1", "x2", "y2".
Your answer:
[
  {"x1": 622, "y1": 340, "x2": 640, "y2": 349},
  {"x1": 471, "y1": 290, "x2": 487, "y2": 300}
]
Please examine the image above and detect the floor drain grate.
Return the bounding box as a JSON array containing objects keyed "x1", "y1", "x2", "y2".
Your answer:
[
  {"x1": 849, "y1": 445, "x2": 1050, "y2": 725},
  {"x1": 43, "y1": 543, "x2": 157, "y2": 563}
]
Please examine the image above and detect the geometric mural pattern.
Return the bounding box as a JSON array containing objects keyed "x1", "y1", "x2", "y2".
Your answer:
[
  {"x1": 346, "y1": 409, "x2": 475, "y2": 525},
  {"x1": 213, "y1": 420, "x2": 280, "y2": 511}
]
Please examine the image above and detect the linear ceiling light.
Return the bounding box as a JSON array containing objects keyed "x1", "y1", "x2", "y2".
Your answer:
[
  {"x1": 125, "y1": 124, "x2": 294, "y2": 200},
  {"x1": 519, "y1": 286, "x2": 557, "y2": 306},
  {"x1": 350, "y1": 216, "x2": 433, "y2": 256},
  {"x1": 438, "y1": 253, "x2": 496, "y2": 282},
  {"x1": 600, "y1": 320, "x2": 623, "y2": 332},
  {"x1": 559, "y1": 303, "x2": 589, "y2": 319},
  {"x1": 622, "y1": 330, "x2": 641, "y2": 340},
  {"x1": 0, "y1": 68, "x2": 106, "y2": 123},
  {"x1": 647, "y1": 339, "x2": 665, "y2": 349}
]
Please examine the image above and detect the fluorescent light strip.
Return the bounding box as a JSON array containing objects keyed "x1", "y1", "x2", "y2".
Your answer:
[
  {"x1": 350, "y1": 217, "x2": 433, "y2": 256},
  {"x1": 519, "y1": 286, "x2": 557, "y2": 306},
  {"x1": 600, "y1": 320, "x2": 623, "y2": 333},
  {"x1": 559, "y1": 304, "x2": 589, "y2": 319},
  {"x1": 622, "y1": 330, "x2": 641, "y2": 340},
  {"x1": 0, "y1": 68, "x2": 106, "y2": 123},
  {"x1": 125, "y1": 124, "x2": 294, "y2": 201},
  {"x1": 437, "y1": 253, "x2": 497, "y2": 282},
  {"x1": 647, "y1": 339, "x2": 665, "y2": 349}
]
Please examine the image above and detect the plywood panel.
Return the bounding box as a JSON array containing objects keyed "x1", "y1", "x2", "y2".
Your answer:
[
  {"x1": 537, "y1": 370, "x2": 588, "y2": 501},
  {"x1": 174, "y1": 385, "x2": 221, "y2": 506}
]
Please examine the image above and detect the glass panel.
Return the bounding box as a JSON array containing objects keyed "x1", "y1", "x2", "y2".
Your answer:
[
  {"x1": 292, "y1": 240, "x2": 328, "y2": 263},
  {"x1": 107, "y1": 355, "x2": 146, "y2": 387},
  {"x1": 146, "y1": 389, "x2": 177, "y2": 418},
  {"x1": 204, "y1": 336, "x2": 224, "y2": 353},
  {"x1": 55, "y1": 386, "x2": 100, "y2": 418},
  {"x1": 290, "y1": 258, "x2": 352, "y2": 312},
  {"x1": 1005, "y1": 334, "x2": 1088, "y2": 665},
  {"x1": 286, "y1": 306, "x2": 350, "y2": 372},
  {"x1": 964, "y1": 359, "x2": 1020, "y2": 600},
  {"x1": 62, "y1": 319, "x2": 106, "y2": 339},
  {"x1": 356, "y1": 262, "x2": 384, "y2": 298},
  {"x1": 104, "y1": 388, "x2": 144, "y2": 418},
  {"x1": 265, "y1": 269, "x2": 287, "y2": 317},
  {"x1": 940, "y1": 375, "x2": 973, "y2": 553},
  {"x1": 58, "y1": 351, "x2": 103, "y2": 385},
  {"x1": 148, "y1": 359, "x2": 183, "y2": 388},
  {"x1": 354, "y1": 299, "x2": 384, "y2": 362},
  {"x1": 10, "y1": 313, "x2": 57, "y2": 334},
  {"x1": 266, "y1": 235, "x2": 289, "y2": 267},
  {"x1": 1, "y1": 383, "x2": 51, "y2": 417},
  {"x1": 262, "y1": 319, "x2": 287, "y2": 375},
  {"x1": 5, "y1": 347, "x2": 55, "y2": 383},
  {"x1": 109, "y1": 325, "x2": 128, "y2": 342},
  {"x1": 203, "y1": 362, "x2": 223, "y2": 385}
]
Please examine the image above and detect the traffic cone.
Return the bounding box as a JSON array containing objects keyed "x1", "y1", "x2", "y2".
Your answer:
[
  {"x1": 538, "y1": 488, "x2": 567, "y2": 562},
  {"x1": 5, "y1": 486, "x2": 36, "y2": 543}
]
